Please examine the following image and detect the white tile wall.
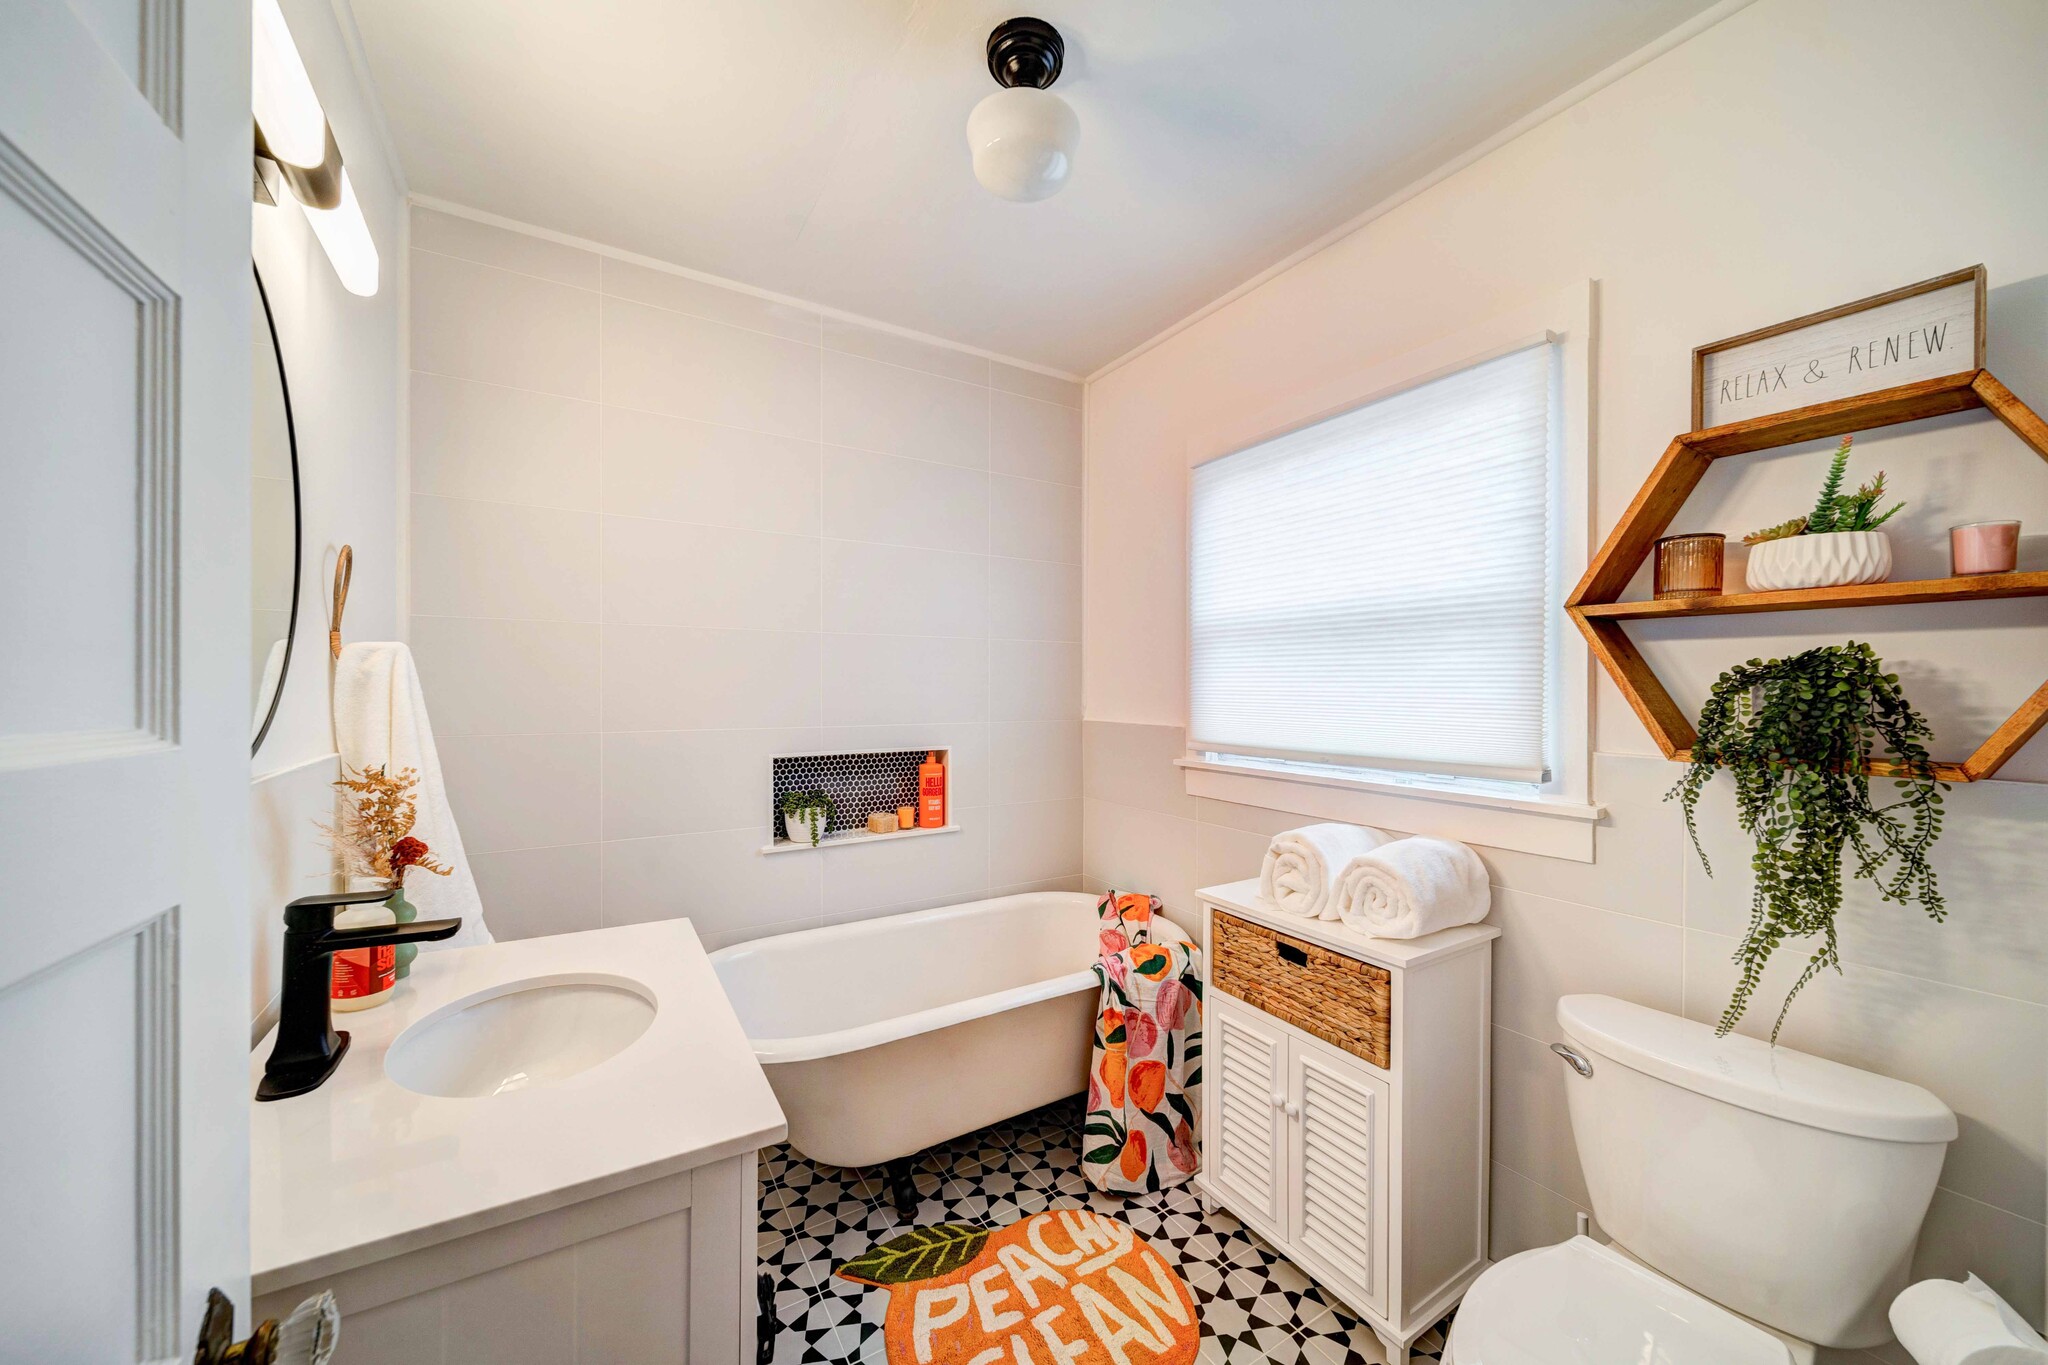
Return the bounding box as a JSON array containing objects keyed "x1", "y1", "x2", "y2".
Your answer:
[
  {"x1": 409, "y1": 209, "x2": 1083, "y2": 953},
  {"x1": 1080, "y1": 720, "x2": 2048, "y2": 1332}
]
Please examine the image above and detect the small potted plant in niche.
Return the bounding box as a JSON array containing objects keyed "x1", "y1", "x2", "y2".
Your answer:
[
  {"x1": 1668, "y1": 641, "x2": 1946, "y2": 1041},
  {"x1": 1742, "y1": 434, "x2": 1903, "y2": 591},
  {"x1": 780, "y1": 790, "x2": 835, "y2": 847}
]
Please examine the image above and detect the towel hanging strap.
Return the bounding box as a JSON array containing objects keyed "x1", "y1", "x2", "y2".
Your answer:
[{"x1": 329, "y1": 544, "x2": 353, "y2": 660}]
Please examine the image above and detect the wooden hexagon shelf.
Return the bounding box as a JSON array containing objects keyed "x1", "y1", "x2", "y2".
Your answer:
[{"x1": 1565, "y1": 368, "x2": 2048, "y2": 782}]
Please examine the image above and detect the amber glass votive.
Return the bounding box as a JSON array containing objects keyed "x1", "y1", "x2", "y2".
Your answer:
[
  {"x1": 1654, "y1": 533, "x2": 1725, "y2": 599},
  {"x1": 1951, "y1": 521, "x2": 2020, "y2": 576}
]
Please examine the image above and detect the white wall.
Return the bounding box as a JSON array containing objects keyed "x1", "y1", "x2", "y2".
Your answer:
[
  {"x1": 404, "y1": 206, "x2": 1085, "y2": 947},
  {"x1": 1080, "y1": 0, "x2": 2048, "y2": 1352},
  {"x1": 248, "y1": 0, "x2": 407, "y2": 1027}
]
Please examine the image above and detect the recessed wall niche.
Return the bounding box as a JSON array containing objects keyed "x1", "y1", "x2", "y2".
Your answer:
[{"x1": 767, "y1": 748, "x2": 953, "y2": 851}]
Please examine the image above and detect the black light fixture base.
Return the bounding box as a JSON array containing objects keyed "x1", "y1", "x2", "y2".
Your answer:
[{"x1": 987, "y1": 17, "x2": 1064, "y2": 89}]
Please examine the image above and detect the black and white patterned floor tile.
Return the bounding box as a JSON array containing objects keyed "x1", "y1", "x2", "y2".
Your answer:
[{"x1": 757, "y1": 1097, "x2": 1453, "y2": 1365}]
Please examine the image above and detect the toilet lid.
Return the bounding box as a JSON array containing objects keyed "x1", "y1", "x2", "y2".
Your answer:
[{"x1": 1447, "y1": 1237, "x2": 1795, "y2": 1365}]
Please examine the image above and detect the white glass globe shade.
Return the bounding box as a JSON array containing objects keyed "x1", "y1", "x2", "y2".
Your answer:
[{"x1": 967, "y1": 87, "x2": 1079, "y2": 202}]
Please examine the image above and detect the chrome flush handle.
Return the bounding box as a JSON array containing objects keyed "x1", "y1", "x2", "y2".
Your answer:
[{"x1": 1550, "y1": 1042, "x2": 1594, "y2": 1078}]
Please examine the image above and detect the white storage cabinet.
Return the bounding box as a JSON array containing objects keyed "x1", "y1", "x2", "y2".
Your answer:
[{"x1": 1194, "y1": 880, "x2": 1498, "y2": 1364}]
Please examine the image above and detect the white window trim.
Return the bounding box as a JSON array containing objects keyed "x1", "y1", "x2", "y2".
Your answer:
[{"x1": 1180, "y1": 280, "x2": 1599, "y2": 861}]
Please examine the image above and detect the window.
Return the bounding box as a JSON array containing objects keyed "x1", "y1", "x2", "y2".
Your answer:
[{"x1": 1189, "y1": 341, "x2": 1561, "y2": 788}]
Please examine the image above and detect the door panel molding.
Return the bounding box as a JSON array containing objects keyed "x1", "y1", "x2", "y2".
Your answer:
[
  {"x1": 0, "y1": 905, "x2": 179, "y2": 1359},
  {"x1": 139, "y1": 0, "x2": 183, "y2": 132},
  {"x1": 0, "y1": 130, "x2": 179, "y2": 770},
  {"x1": 137, "y1": 906, "x2": 179, "y2": 1360}
]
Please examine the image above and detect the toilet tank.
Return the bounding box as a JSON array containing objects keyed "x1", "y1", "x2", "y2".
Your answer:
[{"x1": 1556, "y1": 995, "x2": 1956, "y2": 1350}]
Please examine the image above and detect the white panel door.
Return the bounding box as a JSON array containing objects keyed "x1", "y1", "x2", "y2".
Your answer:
[
  {"x1": 1206, "y1": 995, "x2": 1289, "y2": 1231},
  {"x1": 0, "y1": 0, "x2": 252, "y2": 1359},
  {"x1": 1288, "y1": 1044, "x2": 1391, "y2": 1318}
]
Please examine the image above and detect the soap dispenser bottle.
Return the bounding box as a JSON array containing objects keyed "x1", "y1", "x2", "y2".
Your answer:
[
  {"x1": 330, "y1": 894, "x2": 397, "y2": 1012},
  {"x1": 918, "y1": 751, "x2": 947, "y2": 828}
]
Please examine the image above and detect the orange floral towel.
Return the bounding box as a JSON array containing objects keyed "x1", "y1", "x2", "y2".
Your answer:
[{"x1": 1085, "y1": 892, "x2": 1203, "y2": 1194}]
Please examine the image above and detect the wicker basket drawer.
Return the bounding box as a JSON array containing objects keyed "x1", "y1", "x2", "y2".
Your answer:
[{"x1": 1212, "y1": 911, "x2": 1391, "y2": 1069}]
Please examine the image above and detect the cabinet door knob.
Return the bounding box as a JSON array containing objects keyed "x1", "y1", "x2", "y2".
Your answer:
[
  {"x1": 1271, "y1": 1092, "x2": 1285, "y2": 1109},
  {"x1": 1283, "y1": 1101, "x2": 1300, "y2": 1119}
]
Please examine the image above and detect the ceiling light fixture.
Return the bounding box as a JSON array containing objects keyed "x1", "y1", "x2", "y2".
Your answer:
[
  {"x1": 250, "y1": 0, "x2": 380, "y2": 296},
  {"x1": 967, "y1": 17, "x2": 1078, "y2": 203}
]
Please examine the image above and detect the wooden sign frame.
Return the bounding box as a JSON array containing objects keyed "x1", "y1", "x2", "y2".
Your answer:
[{"x1": 1690, "y1": 265, "x2": 1986, "y2": 431}]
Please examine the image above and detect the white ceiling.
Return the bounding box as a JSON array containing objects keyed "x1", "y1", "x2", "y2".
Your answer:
[{"x1": 347, "y1": 0, "x2": 1720, "y2": 375}]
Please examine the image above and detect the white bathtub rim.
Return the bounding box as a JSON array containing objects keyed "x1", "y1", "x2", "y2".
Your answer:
[
  {"x1": 745, "y1": 968, "x2": 1100, "y2": 1064},
  {"x1": 708, "y1": 893, "x2": 1187, "y2": 1066}
]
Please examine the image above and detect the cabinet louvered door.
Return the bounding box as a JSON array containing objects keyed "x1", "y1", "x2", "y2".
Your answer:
[
  {"x1": 1207, "y1": 996, "x2": 1289, "y2": 1229},
  {"x1": 1289, "y1": 1044, "x2": 1391, "y2": 1317}
]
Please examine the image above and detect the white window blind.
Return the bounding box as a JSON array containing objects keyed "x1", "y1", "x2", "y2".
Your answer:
[{"x1": 1190, "y1": 342, "x2": 1557, "y2": 783}]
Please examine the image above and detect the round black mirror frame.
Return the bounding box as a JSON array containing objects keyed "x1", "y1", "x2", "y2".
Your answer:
[{"x1": 251, "y1": 261, "x2": 304, "y2": 759}]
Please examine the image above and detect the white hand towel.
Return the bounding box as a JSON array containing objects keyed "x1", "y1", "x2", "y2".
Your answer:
[
  {"x1": 334, "y1": 642, "x2": 491, "y2": 949},
  {"x1": 1260, "y1": 823, "x2": 1393, "y2": 921},
  {"x1": 1334, "y1": 837, "x2": 1490, "y2": 940}
]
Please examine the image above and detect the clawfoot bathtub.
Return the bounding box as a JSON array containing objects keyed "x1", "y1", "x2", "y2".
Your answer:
[{"x1": 709, "y1": 891, "x2": 1187, "y2": 1169}]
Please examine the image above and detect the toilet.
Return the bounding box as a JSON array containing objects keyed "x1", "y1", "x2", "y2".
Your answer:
[{"x1": 1448, "y1": 993, "x2": 1959, "y2": 1364}]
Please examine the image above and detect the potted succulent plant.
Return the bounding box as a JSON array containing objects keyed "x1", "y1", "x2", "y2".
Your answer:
[
  {"x1": 1668, "y1": 641, "x2": 1946, "y2": 1041},
  {"x1": 780, "y1": 790, "x2": 835, "y2": 846},
  {"x1": 1742, "y1": 434, "x2": 1903, "y2": 591}
]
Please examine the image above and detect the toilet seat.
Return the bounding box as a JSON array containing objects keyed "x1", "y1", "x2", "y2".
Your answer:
[{"x1": 1446, "y1": 1236, "x2": 1795, "y2": 1365}]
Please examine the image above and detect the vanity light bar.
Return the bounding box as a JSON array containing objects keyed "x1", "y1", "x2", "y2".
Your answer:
[
  {"x1": 303, "y1": 170, "x2": 379, "y2": 297},
  {"x1": 250, "y1": 0, "x2": 380, "y2": 296},
  {"x1": 251, "y1": 0, "x2": 325, "y2": 168}
]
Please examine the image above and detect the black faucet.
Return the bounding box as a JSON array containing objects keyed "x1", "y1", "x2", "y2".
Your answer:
[{"x1": 257, "y1": 888, "x2": 462, "y2": 1102}]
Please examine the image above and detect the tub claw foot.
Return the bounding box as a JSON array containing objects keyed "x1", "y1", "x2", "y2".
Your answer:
[{"x1": 886, "y1": 1156, "x2": 919, "y2": 1221}]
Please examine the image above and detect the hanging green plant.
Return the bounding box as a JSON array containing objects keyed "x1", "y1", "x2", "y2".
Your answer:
[{"x1": 1667, "y1": 641, "x2": 1946, "y2": 1042}]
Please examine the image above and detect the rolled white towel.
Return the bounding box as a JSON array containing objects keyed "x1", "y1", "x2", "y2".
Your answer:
[
  {"x1": 1334, "y1": 837, "x2": 1490, "y2": 940},
  {"x1": 1260, "y1": 823, "x2": 1392, "y2": 921}
]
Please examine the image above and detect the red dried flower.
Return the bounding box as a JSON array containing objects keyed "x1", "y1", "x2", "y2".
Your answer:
[{"x1": 388, "y1": 835, "x2": 451, "y2": 883}]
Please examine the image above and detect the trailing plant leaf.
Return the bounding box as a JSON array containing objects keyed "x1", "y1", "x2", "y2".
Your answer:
[
  {"x1": 1742, "y1": 516, "x2": 1808, "y2": 546},
  {"x1": 1666, "y1": 642, "x2": 1946, "y2": 1041},
  {"x1": 836, "y1": 1224, "x2": 990, "y2": 1286}
]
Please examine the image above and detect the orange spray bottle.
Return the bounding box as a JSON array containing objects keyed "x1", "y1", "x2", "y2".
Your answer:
[{"x1": 918, "y1": 751, "x2": 947, "y2": 828}]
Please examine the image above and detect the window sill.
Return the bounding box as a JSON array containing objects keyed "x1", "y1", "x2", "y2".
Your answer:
[{"x1": 1176, "y1": 758, "x2": 1602, "y2": 862}]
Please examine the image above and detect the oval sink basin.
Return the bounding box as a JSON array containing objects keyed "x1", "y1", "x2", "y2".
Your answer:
[{"x1": 386, "y1": 975, "x2": 655, "y2": 1099}]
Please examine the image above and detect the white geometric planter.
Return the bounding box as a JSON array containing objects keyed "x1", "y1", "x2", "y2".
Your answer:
[
  {"x1": 1744, "y1": 530, "x2": 1893, "y2": 592},
  {"x1": 783, "y1": 811, "x2": 827, "y2": 846}
]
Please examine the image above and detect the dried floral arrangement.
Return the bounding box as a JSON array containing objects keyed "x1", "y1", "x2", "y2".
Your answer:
[
  {"x1": 1743, "y1": 434, "x2": 1905, "y2": 545},
  {"x1": 319, "y1": 764, "x2": 452, "y2": 885}
]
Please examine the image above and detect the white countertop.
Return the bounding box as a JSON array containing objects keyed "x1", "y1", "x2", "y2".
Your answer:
[
  {"x1": 250, "y1": 919, "x2": 786, "y2": 1294},
  {"x1": 1197, "y1": 879, "x2": 1501, "y2": 968}
]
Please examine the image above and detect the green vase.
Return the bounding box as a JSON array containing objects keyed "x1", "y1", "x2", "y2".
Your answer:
[{"x1": 387, "y1": 885, "x2": 419, "y2": 979}]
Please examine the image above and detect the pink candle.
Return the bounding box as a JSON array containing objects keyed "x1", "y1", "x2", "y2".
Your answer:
[{"x1": 1950, "y1": 521, "x2": 2020, "y2": 576}]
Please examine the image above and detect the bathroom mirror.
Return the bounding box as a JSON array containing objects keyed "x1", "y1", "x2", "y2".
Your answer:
[{"x1": 251, "y1": 264, "x2": 303, "y2": 757}]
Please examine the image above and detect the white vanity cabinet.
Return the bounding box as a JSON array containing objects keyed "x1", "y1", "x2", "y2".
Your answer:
[
  {"x1": 249, "y1": 920, "x2": 785, "y2": 1365},
  {"x1": 1194, "y1": 880, "x2": 1498, "y2": 1364}
]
